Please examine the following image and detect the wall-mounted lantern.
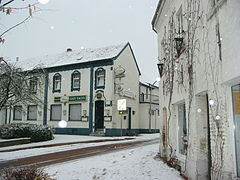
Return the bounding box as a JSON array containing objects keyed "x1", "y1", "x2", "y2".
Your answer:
[
  {"x1": 174, "y1": 31, "x2": 185, "y2": 57},
  {"x1": 157, "y1": 63, "x2": 164, "y2": 77}
]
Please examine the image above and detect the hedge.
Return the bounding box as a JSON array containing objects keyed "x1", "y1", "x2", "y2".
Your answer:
[{"x1": 0, "y1": 123, "x2": 55, "y2": 142}]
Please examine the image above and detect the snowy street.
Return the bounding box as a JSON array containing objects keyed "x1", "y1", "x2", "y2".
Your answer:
[{"x1": 0, "y1": 134, "x2": 182, "y2": 180}]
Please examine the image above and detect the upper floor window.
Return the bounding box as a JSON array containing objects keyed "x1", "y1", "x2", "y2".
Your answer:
[
  {"x1": 95, "y1": 68, "x2": 105, "y2": 89},
  {"x1": 13, "y1": 105, "x2": 22, "y2": 120},
  {"x1": 53, "y1": 73, "x2": 61, "y2": 93},
  {"x1": 29, "y1": 77, "x2": 38, "y2": 94},
  {"x1": 176, "y1": 6, "x2": 183, "y2": 33},
  {"x1": 71, "y1": 70, "x2": 81, "y2": 91},
  {"x1": 213, "y1": 0, "x2": 220, "y2": 6}
]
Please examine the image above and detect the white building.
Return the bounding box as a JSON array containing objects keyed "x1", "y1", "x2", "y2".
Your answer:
[
  {"x1": 0, "y1": 42, "x2": 160, "y2": 136},
  {"x1": 152, "y1": 0, "x2": 240, "y2": 179}
]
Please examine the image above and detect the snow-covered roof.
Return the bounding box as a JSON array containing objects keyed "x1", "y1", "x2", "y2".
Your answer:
[{"x1": 5, "y1": 43, "x2": 128, "y2": 71}]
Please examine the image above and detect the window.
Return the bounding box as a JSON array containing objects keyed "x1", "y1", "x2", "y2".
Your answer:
[
  {"x1": 95, "y1": 68, "x2": 105, "y2": 89},
  {"x1": 29, "y1": 77, "x2": 37, "y2": 94},
  {"x1": 53, "y1": 73, "x2": 61, "y2": 93},
  {"x1": 176, "y1": 6, "x2": 183, "y2": 33},
  {"x1": 71, "y1": 70, "x2": 80, "y2": 91},
  {"x1": 27, "y1": 105, "x2": 37, "y2": 120},
  {"x1": 69, "y1": 104, "x2": 82, "y2": 121},
  {"x1": 232, "y1": 84, "x2": 240, "y2": 176},
  {"x1": 13, "y1": 106, "x2": 22, "y2": 120},
  {"x1": 178, "y1": 103, "x2": 187, "y2": 155},
  {"x1": 50, "y1": 104, "x2": 62, "y2": 120},
  {"x1": 213, "y1": 0, "x2": 220, "y2": 6}
]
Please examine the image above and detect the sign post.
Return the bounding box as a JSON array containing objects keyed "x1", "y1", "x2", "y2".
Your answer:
[{"x1": 117, "y1": 99, "x2": 126, "y2": 136}]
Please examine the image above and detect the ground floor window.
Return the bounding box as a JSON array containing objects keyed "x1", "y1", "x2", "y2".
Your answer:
[
  {"x1": 178, "y1": 103, "x2": 187, "y2": 155},
  {"x1": 232, "y1": 84, "x2": 240, "y2": 176},
  {"x1": 13, "y1": 106, "x2": 22, "y2": 120},
  {"x1": 69, "y1": 104, "x2": 81, "y2": 121},
  {"x1": 50, "y1": 104, "x2": 62, "y2": 121},
  {"x1": 27, "y1": 105, "x2": 37, "y2": 120}
]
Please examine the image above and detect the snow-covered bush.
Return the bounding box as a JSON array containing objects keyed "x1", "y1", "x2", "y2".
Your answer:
[
  {"x1": 0, "y1": 123, "x2": 55, "y2": 142},
  {"x1": 0, "y1": 166, "x2": 56, "y2": 180}
]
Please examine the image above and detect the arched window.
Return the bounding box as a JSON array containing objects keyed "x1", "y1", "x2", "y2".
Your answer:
[
  {"x1": 71, "y1": 70, "x2": 81, "y2": 91},
  {"x1": 53, "y1": 73, "x2": 61, "y2": 93},
  {"x1": 95, "y1": 68, "x2": 105, "y2": 89}
]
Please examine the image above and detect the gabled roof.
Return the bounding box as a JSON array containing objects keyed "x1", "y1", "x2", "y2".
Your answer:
[{"x1": 5, "y1": 42, "x2": 131, "y2": 71}]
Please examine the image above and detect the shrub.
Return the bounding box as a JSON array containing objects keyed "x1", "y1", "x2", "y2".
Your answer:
[
  {"x1": 0, "y1": 123, "x2": 55, "y2": 142},
  {"x1": 0, "y1": 166, "x2": 56, "y2": 180}
]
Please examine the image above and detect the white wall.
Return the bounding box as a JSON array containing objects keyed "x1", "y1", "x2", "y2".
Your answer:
[{"x1": 154, "y1": 0, "x2": 240, "y2": 179}]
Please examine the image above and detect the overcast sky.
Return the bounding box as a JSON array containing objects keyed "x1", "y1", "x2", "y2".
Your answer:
[{"x1": 0, "y1": 0, "x2": 159, "y2": 83}]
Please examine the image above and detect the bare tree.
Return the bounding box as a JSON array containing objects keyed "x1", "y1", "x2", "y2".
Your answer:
[
  {"x1": 0, "y1": 0, "x2": 44, "y2": 44},
  {"x1": 0, "y1": 57, "x2": 45, "y2": 111}
]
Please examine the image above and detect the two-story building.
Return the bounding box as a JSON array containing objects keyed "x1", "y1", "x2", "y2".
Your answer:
[
  {"x1": 152, "y1": 0, "x2": 240, "y2": 179},
  {"x1": 0, "y1": 42, "x2": 160, "y2": 136}
]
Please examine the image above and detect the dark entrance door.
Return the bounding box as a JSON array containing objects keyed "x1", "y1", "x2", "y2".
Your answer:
[
  {"x1": 128, "y1": 107, "x2": 131, "y2": 130},
  {"x1": 95, "y1": 100, "x2": 104, "y2": 130}
]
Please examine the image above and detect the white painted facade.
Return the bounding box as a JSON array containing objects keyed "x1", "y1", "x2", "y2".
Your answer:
[
  {"x1": 1, "y1": 43, "x2": 160, "y2": 136},
  {"x1": 152, "y1": 0, "x2": 240, "y2": 179}
]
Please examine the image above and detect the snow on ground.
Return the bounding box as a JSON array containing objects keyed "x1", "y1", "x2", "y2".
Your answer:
[
  {"x1": 0, "y1": 134, "x2": 159, "y2": 161},
  {"x1": 46, "y1": 143, "x2": 182, "y2": 180},
  {"x1": 0, "y1": 134, "x2": 182, "y2": 179}
]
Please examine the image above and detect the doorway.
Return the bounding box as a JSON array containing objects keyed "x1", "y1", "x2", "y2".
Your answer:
[{"x1": 95, "y1": 100, "x2": 104, "y2": 130}]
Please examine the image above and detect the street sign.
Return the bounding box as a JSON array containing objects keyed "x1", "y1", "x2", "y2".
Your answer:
[{"x1": 117, "y1": 99, "x2": 126, "y2": 111}]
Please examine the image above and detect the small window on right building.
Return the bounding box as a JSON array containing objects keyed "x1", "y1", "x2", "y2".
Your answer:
[
  {"x1": 178, "y1": 103, "x2": 187, "y2": 155},
  {"x1": 232, "y1": 84, "x2": 240, "y2": 176}
]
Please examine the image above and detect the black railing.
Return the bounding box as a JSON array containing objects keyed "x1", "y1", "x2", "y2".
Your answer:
[{"x1": 139, "y1": 94, "x2": 159, "y2": 104}]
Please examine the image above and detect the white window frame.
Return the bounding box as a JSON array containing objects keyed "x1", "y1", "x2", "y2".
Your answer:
[
  {"x1": 71, "y1": 71, "x2": 81, "y2": 91},
  {"x1": 95, "y1": 68, "x2": 105, "y2": 89},
  {"x1": 53, "y1": 73, "x2": 61, "y2": 92},
  {"x1": 69, "y1": 104, "x2": 82, "y2": 121},
  {"x1": 27, "y1": 105, "x2": 37, "y2": 120},
  {"x1": 50, "y1": 104, "x2": 62, "y2": 121},
  {"x1": 177, "y1": 102, "x2": 187, "y2": 156},
  {"x1": 29, "y1": 77, "x2": 38, "y2": 94},
  {"x1": 13, "y1": 106, "x2": 22, "y2": 120}
]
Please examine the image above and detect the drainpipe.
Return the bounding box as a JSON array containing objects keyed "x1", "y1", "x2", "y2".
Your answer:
[{"x1": 206, "y1": 94, "x2": 212, "y2": 180}]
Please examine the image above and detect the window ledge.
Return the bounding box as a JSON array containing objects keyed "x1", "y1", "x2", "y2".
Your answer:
[
  {"x1": 207, "y1": 0, "x2": 227, "y2": 20},
  {"x1": 71, "y1": 88, "x2": 80, "y2": 92},
  {"x1": 53, "y1": 90, "x2": 61, "y2": 93},
  {"x1": 95, "y1": 86, "x2": 105, "y2": 90}
]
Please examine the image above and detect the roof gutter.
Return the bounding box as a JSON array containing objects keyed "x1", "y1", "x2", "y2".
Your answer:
[{"x1": 151, "y1": 0, "x2": 164, "y2": 33}]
